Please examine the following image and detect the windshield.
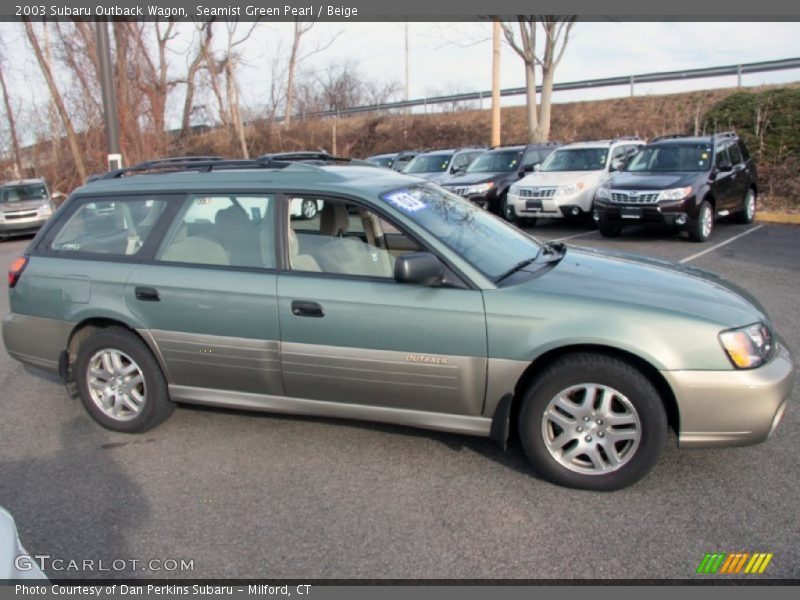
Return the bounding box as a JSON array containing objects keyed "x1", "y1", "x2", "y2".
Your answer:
[
  {"x1": 1, "y1": 183, "x2": 49, "y2": 203},
  {"x1": 367, "y1": 156, "x2": 395, "y2": 168},
  {"x1": 466, "y1": 150, "x2": 522, "y2": 173},
  {"x1": 381, "y1": 184, "x2": 540, "y2": 280},
  {"x1": 626, "y1": 144, "x2": 712, "y2": 172},
  {"x1": 404, "y1": 153, "x2": 452, "y2": 174},
  {"x1": 540, "y1": 148, "x2": 608, "y2": 172}
]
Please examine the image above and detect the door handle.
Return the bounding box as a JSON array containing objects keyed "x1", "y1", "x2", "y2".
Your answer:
[
  {"x1": 291, "y1": 300, "x2": 325, "y2": 318},
  {"x1": 135, "y1": 286, "x2": 160, "y2": 302}
]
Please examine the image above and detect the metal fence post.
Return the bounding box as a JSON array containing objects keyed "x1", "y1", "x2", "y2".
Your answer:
[
  {"x1": 737, "y1": 64, "x2": 743, "y2": 87},
  {"x1": 630, "y1": 75, "x2": 635, "y2": 97}
]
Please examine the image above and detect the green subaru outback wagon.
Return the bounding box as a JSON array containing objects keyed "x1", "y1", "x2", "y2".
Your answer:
[{"x1": 3, "y1": 157, "x2": 795, "y2": 490}]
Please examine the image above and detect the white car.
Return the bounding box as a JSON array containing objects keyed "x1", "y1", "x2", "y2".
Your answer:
[
  {"x1": 508, "y1": 138, "x2": 644, "y2": 225},
  {"x1": 0, "y1": 506, "x2": 47, "y2": 579}
]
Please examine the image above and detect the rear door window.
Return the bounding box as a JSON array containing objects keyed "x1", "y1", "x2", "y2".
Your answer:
[
  {"x1": 50, "y1": 197, "x2": 167, "y2": 256},
  {"x1": 157, "y1": 194, "x2": 275, "y2": 268}
]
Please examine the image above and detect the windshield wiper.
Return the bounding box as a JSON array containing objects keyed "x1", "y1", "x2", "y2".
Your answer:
[{"x1": 495, "y1": 241, "x2": 566, "y2": 282}]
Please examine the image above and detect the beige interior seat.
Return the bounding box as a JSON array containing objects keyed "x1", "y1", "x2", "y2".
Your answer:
[
  {"x1": 316, "y1": 204, "x2": 385, "y2": 276},
  {"x1": 161, "y1": 224, "x2": 229, "y2": 266},
  {"x1": 288, "y1": 227, "x2": 321, "y2": 272}
]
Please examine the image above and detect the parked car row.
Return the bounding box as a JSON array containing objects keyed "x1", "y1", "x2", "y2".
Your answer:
[{"x1": 367, "y1": 131, "x2": 758, "y2": 243}]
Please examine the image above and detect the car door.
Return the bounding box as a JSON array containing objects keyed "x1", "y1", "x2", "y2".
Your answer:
[
  {"x1": 726, "y1": 141, "x2": 749, "y2": 210},
  {"x1": 276, "y1": 195, "x2": 487, "y2": 416},
  {"x1": 711, "y1": 143, "x2": 738, "y2": 211},
  {"x1": 124, "y1": 192, "x2": 283, "y2": 396}
]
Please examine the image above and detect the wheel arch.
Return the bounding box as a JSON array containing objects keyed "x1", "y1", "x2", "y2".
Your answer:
[
  {"x1": 491, "y1": 344, "x2": 680, "y2": 448},
  {"x1": 63, "y1": 318, "x2": 168, "y2": 384}
]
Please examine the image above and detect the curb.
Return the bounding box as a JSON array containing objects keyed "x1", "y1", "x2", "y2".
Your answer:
[{"x1": 755, "y1": 212, "x2": 800, "y2": 225}]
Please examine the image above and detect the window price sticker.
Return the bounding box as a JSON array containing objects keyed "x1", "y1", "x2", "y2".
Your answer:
[{"x1": 384, "y1": 190, "x2": 427, "y2": 212}]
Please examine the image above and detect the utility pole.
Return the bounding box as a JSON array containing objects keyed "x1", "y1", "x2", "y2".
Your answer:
[
  {"x1": 95, "y1": 20, "x2": 123, "y2": 171},
  {"x1": 404, "y1": 22, "x2": 410, "y2": 113},
  {"x1": 491, "y1": 20, "x2": 501, "y2": 147}
]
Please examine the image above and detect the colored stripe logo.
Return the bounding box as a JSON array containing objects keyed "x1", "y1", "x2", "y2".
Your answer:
[{"x1": 696, "y1": 552, "x2": 773, "y2": 574}]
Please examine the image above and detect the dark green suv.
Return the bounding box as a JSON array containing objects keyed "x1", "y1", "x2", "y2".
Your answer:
[{"x1": 3, "y1": 157, "x2": 794, "y2": 490}]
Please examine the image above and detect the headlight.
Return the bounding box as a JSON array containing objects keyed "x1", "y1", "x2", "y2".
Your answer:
[
  {"x1": 555, "y1": 182, "x2": 585, "y2": 196},
  {"x1": 595, "y1": 187, "x2": 611, "y2": 200},
  {"x1": 465, "y1": 182, "x2": 494, "y2": 195},
  {"x1": 657, "y1": 186, "x2": 692, "y2": 201},
  {"x1": 509, "y1": 184, "x2": 519, "y2": 196},
  {"x1": 719, "y1": 322, "x2": 774, "y2": 369},
  {"x1": 38, "y1": 204, "x2": 53, "y2": 217}
]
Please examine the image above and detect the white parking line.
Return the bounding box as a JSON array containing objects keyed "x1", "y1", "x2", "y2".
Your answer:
[
  {"x1": 678, "y1": 225, "x2": 764, "y2": 264},
  {"x1": 553, "y1": 230, "x2": 598, "y2": 242}
]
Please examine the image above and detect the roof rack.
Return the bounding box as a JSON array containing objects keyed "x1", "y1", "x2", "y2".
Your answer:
[
  {"x1": 258, "y1": 151, "x2": 377, "y2": 168},
  {"x1": 610, "y1": 136, "x2": 642, "y2": 143},
  {"x1": 650, "y1": 134, "x2": 692, "y2": 143},
  {"x1": 713, "y1": 131, "x2": 738, "y2": 139},
  {"x1": 489, "y1": 141, "x2": 560, "y2": 150},
  {"x1": 93, "y1": 156, "x2": 315, "y2": 181}
]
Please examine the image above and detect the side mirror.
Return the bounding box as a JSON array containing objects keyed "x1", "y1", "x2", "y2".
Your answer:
[
  {"x1": 451, "y1": 164, "x2": 466, "y2": 174},
  {"x1": 533, "y1": 163, "x2": 541, "y2": 172},
  {"x1": 394, "y1": 252, "x2": 445, "y2": 286},
  {"x1": 610, "y1": 159, "x2": 625, "y2": 172},
  {"x1": 717, "y1": 161, "x2": 733, "y2": 173}
]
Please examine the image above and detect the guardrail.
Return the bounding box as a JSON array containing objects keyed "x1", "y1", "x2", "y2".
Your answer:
[{"x1": 281, "y1": 57, "x2": 800, "y2": 122}]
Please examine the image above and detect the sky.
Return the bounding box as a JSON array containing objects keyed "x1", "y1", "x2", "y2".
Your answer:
[{"x1": 0, "y1": 20, "x2": 799, "y2": 131}]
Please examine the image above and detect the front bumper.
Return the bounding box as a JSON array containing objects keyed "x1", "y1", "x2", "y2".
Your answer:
[
  {"x1": 594, "y1": 198, "x2": 694, "y2": 226},
  {"x1": 0, "y1": 215, "x2": 48, "y2": 236},
  {"x1": 662, "y1": 343, "x2": 796, "y2": 448},
  {"x1": 509, "y1": 190, "x2": 594, "y2": 220}
]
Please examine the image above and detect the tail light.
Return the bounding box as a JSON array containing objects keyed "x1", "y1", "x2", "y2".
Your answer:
[{"x1": 8, "y1": 256, "x2": 28, "y2": 288}]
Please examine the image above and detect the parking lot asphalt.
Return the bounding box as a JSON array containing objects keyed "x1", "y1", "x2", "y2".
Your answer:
[{"x1": 0, "y1": 219, "x2": 798, "y2": 581}]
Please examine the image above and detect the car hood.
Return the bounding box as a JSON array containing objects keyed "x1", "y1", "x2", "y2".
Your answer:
[
  {"x1": 441, "y1": 172, "x2": 507, "y2": 186},
  {"x1": 609, "y1": 171, "x2": 701, "y2": 190},
  {"x1": 411, "y1": 172, "x2": 448, "y2": 183},
  {"x1": 521, "y1": 247, "x2": 767, "y2": 328},
  {"x1": 0, "y1": 200, "x2": 46, "y2": 213},
  {"x1": 518, "y1": 171, "x2": 605, "y2": 187}
]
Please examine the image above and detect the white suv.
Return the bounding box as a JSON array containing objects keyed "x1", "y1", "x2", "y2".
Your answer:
[{"x1": 508, "y1": 138, "x2": 643, "y2": 225}]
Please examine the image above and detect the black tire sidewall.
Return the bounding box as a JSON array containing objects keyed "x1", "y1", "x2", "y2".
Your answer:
[
  {"x1": 74, "y1": 328, "x2": 172, "y2": 433},
  {"x1": 518, "y1": 355, "x2": 667, "y2": 491}
]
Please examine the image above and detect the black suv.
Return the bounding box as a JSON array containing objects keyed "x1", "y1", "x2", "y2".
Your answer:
[
  {"x1": 594, "y1": 132, "x2": 757, "y2": 242},
  {"x1": 440, "y1": 142, "x2": 559, "y2": 217}
]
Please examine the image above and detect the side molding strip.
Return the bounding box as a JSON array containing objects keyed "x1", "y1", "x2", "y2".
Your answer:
[{"x1": 169, "y1": 385, "x2": 492, "y2": 437}]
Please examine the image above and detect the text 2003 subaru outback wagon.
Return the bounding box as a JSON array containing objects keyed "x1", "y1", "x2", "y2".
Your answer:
[{"x1": 3, "y1": 157, "x2": 795, "y2": 490}]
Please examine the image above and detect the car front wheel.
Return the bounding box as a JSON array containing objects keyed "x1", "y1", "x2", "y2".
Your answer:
[
  {"x1": 518, "y1": 353, "x2": 668, "y2": 491},
  {"x1": 598, "y1": 222, "x2": 622, "y2": 238},
  {"x1": 301, "y1": 199, "x2": 319, "y2": 220},
  {"x1": 689, "y1": 200, "x2": 714, "y2": 242},
  {"x1": 74, "y1": 327, "x2": 174, "y2": 433}
]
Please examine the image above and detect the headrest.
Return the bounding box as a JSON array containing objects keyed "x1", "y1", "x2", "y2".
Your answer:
[{"x1": 320, "y1": 203, "x2": 349, "y2": 237}]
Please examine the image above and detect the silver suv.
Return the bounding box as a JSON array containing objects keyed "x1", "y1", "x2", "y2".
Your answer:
[
  {"x1": 508, "y1": 138, "x2": 643, "y2": 225},
  {"x1": 0, "y1": 179, "x2": 54, "y2": 240}
]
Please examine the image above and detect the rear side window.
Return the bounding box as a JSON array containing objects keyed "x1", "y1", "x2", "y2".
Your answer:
[
  {"x1": 728, "y1": 142, "x2": 743, "y2": 165},
  {"x1": 715, "y1": 145, "x2": 731, "y2": 166},
  {"x1": 157, "y1": 194, "x2": 275, "y2": 269},
  {"x1": 50, "y1": 198, "x2": 166, "y2": 256}
]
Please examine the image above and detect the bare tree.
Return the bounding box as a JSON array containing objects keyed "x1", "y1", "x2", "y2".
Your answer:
[
  {"x1": 501, "y1": 16, "x2": 575, "y2": 142},
  {"x1": 284, "y1": 21, "x2": 341, "y2": 125},
  {"x1": 23, "y1": 20, "x2": 87, "y2": 181},
  {"x1": 0, "y1": 49, "x2": 23, "y2": 177},
  {"x1": 179, "y1": 24, "x2": 212, "y2": 136}
]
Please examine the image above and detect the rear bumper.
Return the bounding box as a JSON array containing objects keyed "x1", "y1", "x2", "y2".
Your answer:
[
  {"x1": 2, "y1": 313, "x2": 72, "y2": 373},
  {"x1": 663, "y1": 343, "x2": 796, "y2": 448}
]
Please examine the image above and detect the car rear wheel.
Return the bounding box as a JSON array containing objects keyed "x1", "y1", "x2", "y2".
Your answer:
[
  {"x1": 518, "y1": 353, "x2": 668, "y2": 491},
  {"x1": 74, "y1": 327, "x2": 174, "y2": 433},
  {"x1": 598, "y1": 222, "x2": 622, "y2": 238},
  {"x1": 736, "y1": 189, "x2": 756, "y2": 224},
  {"x1": 689, "y1": 200, "x2": 714, "y2": 242}
]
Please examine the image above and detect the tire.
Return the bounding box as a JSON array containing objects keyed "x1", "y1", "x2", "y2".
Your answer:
[
  {"x1": 74, "y1": 326, "x2": 174, "y2": 433},
  {"x1": 736, "y1": 188, "x2": 756, "y2": 224},
  {"x1": 517, "y1": 353, "x2": 668, "y2": 491},
  {"x1": 688, "y1": 200, "x2": 714, "y2": 242},
  {"x1": 517, "y1": 217, "x2": 538, "y2": 228},
  {"x1": 301, "y1": 199, "x2": 318, "y2": 220},
  {"x1": 499, "y1": 194, "x2": 511, "y2": 220},
  {"x1": 598, "y1": 222, "x2": 622, "y2": 238}
]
